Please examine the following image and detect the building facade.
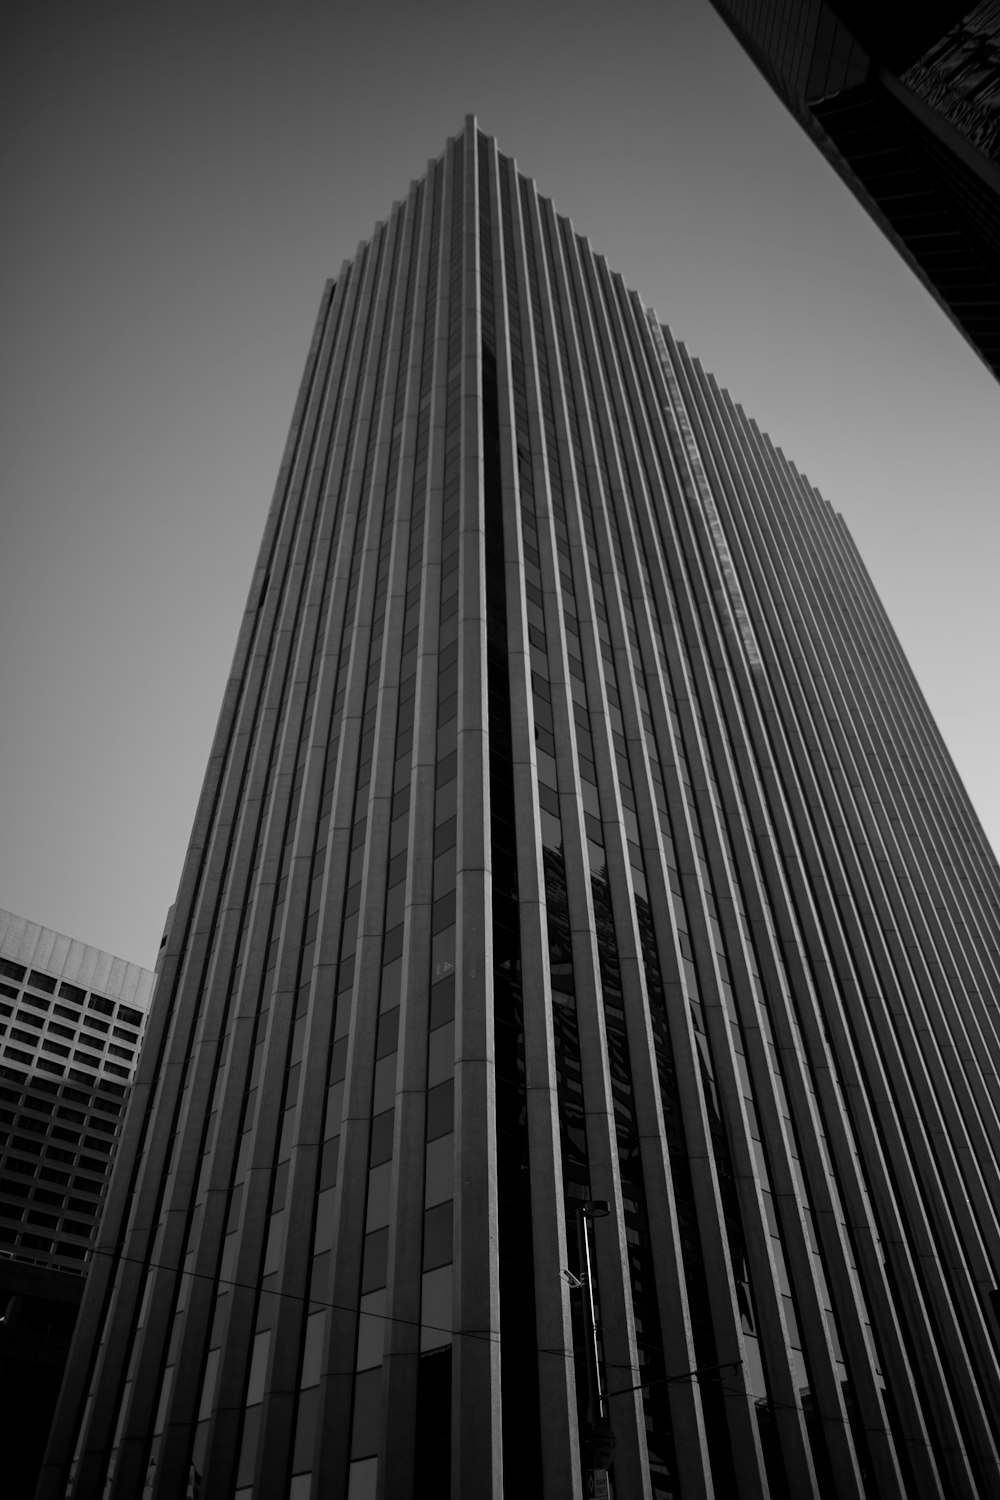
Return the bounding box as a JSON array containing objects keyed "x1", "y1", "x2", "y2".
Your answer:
[
  {"x1": 40, "y1": 120, "x2": 1000, "y2": 1500},
  {"x1": 0, "y1": 910, "x2": 154, "y2": 1497},
  {"x1": 708, "y1": 0, "x2": 1000, "y2": 381}
]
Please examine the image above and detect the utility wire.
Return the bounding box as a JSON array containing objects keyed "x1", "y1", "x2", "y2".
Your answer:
[
  {"x1": 606, "y1": 1359, "x2": 742, "y2": 1397},
  {"x1": 31, "y1": 1238, "x2": 863, "y2": 1420}
]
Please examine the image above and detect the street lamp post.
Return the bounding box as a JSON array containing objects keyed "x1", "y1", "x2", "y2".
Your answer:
[{"x1": 577, "y1": 1200, "x2": 615, "y2": 1495}]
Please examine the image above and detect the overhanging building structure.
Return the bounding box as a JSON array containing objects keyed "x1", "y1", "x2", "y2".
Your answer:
[
  {"x1": 40, "y1": 119, "x2": 1000, "y2": 1500},
  {"x1": 707, "y1": 0, "x2": 1000, "y2": 381},
  {"x1": 0, "y1": 910, "x2": 155, "y2": 1499}
]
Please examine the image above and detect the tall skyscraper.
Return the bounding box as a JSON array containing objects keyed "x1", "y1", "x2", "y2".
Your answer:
[
  {"x1": 0, "y1": 910, "x2": 154, "y2": 1498},
  {"x1": 40, "y1": 119, "x2": 1000, "y2": 1500},
  {"x1": 707, "y1": 1, "x2": 1000, "y2": 380}
]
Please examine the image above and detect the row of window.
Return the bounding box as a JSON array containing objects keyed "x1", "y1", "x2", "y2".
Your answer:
[
  {"x1": 0, "y1": 1024, "x2": 116, "y2": 1277},
  {"x1": 1, "y1": 1034, "x2": 131, "y2": 1081},
  {"x1": 0, "y1": 989, "x2": 140, "y2": 1045},
  {"x1": 0, "y1": 1062, "x2": 121, "y2": 1268},
  {"x1": 0, "y1": 995, "x2": 139, "y2": 1048},
  {"x1": 0, "y1": 1223, "x2": 90, "y2": 1258},
  {"x1": 0, "y1": 958, "x2": 144, "y2": 1028}
]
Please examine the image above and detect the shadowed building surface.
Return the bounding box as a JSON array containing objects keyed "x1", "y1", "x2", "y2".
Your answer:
[
  {"x1": 38, "y1": 120, "x2": 1000, "y2": 1499},
  {"x1": 0, "y1": 911, "x2": 154, "y2": 1499},
  {"x1": 708, "y1": 0, "x2": 1000, "y2": 380}
]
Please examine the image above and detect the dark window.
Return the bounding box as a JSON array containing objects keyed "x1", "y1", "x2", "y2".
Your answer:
[
  {"x1": 28, "y1": 971, "x2": 56, "y2": 995},
  {"x1": 376, "y1": 1008, "x2": 400, "y2": 1059},
  {"x1": 369, "y1": 1110, "x2": 394, "y2": 1166},
  {"x1": 430, "y1": 976, "x2": 455, "y2": 1030},
  {"x1": 426, "y1": 1081, "x2": 454, "y2": 1141},
  {"x1": 382, "y1": 925, "x2": 404, "y2": 965},
  {"x1": 379, "y1": 960, "x2": 402, "y2": 1012},
  {"x1": 361, "y1": 1228, "x2": 389, "y2": 1294},
  {"x1": 62, "y1": 1219, "x2": 93, "y2": 1238},
  {"x1": 30, "y1": 1189, "x2": 64, "y2": 1209},
  {"x1": 351, "y1": 1367, "x2": 382, "y2": 1457},
  {"x1": 422, "y1": 1201, "x2": 453, "y2": 1270},
  {"x1": 433, "y1": 817, "x2": 456, "y2": 856},
  {"x1": 329, "y1": 1037, "x2": 348, "y2": 1083},
  {"x1": 319, "y1": 1137, "x2": 339, "y2": 1191},
  {"x1": 293, "y1": 1387, "x2": 319, "y2": 1472},
  {"x1": 436, "y1": 751, "x2": 458, "y2": 786},
  {"x1": 432, "y1": 892, "x2": 455, "y2": 934}
]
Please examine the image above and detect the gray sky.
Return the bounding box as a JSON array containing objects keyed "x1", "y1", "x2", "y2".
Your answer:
[{"x1": 2, "y1": 0, "x2": 997, "y2": 967}]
